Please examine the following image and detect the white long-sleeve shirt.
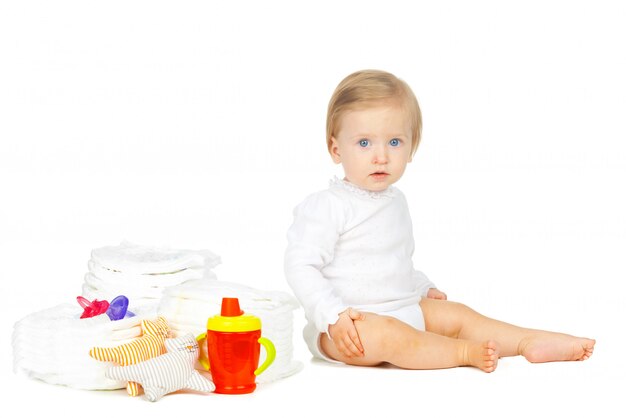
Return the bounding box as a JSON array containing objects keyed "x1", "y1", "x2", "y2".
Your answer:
[{"x1": 285, "y1": 177, "x2": 436, "y2": 335}]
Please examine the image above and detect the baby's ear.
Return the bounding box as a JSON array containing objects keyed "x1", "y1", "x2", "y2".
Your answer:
[{"x1": 330, "y1": 136, "x2": 341, "y2": 164}]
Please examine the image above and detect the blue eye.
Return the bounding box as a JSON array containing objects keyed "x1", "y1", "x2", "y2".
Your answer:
[
  {"x1": 389, "y1": 138, "x2": 400, "y2": 147},
  {"x1": 359, "y1": 139, "x2": 370, "y2": 147}
]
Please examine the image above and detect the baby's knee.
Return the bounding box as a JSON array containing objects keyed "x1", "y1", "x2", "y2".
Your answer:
[{"x1": 354, "y1": 313, "x2": 401, "y2": 362}]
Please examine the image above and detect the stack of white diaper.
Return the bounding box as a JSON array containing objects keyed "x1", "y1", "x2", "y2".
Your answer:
[
  {"x1": 13, "y1": 242, "x2": 222, "y2": 389},
  {"x1": 158, "y1": 279, "x2": 303, "y2": 383},
  {"x1": 12, "y1": 304, "x2": 151, "y2": 390},
  {"x1": 14, "y1": 242, "x2": 303, "y2": 390},
  {"x1": 82, "y1": 241, "x2": 221, "y2": 309}
]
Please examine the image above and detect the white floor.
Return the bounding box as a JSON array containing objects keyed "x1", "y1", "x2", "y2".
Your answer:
[{"x1": 3, "y1": 292, "x2": 623, "y2": 417}]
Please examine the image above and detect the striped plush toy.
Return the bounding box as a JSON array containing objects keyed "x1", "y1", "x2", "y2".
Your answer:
[
  {"x1": 89, "y1": 317, "x2": 170, "y2": 396},
  {"x1": 106, "y1": 334, "x2": 215, "y2": 402}
]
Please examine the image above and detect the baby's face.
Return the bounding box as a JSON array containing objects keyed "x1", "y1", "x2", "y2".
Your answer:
[{"x1": 330, "y1": 102, "x2": 413, "y2": 192}]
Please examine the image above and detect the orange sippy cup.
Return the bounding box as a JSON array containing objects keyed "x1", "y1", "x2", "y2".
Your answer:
[{"x1": 196, "y1": 297, "x2": 276, "y2": 394}]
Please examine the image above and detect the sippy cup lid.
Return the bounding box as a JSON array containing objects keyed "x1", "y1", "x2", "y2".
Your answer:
[{"x1": 206, "y1": 297, "x2": 262, "y2": 332}]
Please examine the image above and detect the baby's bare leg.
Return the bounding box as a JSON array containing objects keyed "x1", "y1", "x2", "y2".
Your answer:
[
  {"x1": 420, "y1": 298, "x2": 595, "y2": 362},
  {"x1": 319, "y1": 313, "x2": 498, "y2": 372}
]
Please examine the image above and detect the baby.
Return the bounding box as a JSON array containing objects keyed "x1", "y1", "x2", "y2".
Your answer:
[{"x1": 284, "y1": 69, "x2": 595, "y2": 372}]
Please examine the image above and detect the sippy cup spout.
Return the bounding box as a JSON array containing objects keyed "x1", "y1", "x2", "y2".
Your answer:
[{"x1": 221, "y1": 297, "x2": 244, "y2": 317}]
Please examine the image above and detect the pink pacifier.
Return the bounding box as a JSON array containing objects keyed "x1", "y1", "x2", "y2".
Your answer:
[{"x1": 77, "y1": 296, "x2": 109, "y2": 319}]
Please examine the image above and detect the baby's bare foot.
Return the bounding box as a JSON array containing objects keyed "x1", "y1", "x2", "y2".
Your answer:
[
  {"x1": 465, "y1": 340, "x2": 499, "y2": 373},
  {"x1": 519, "y1": 332, "x2": 595, "y2": 363}
]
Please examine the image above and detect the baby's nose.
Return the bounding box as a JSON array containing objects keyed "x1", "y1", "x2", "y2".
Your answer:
[{"x1": 372, "y1": 145, "x2": 388, "y2": 164}]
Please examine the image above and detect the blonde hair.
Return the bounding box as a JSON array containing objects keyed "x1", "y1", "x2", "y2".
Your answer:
[{"x1": 326, "y1": 69, "x2": 422, "y2": 156}]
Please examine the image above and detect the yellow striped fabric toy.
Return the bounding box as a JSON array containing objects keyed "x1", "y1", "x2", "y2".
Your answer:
[
  {"x1": 89, "y1": 317, "x2": 170, "y2": 396},
  {"x1": 106, "y1": 334, "x2": 215, "y2": 402}
]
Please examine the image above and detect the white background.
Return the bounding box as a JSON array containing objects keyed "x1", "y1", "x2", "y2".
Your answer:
[{"x1": 1, "y1": 0, "x2": 624, "y2": 416}]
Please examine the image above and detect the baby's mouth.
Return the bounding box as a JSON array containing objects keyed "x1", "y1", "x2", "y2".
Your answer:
[{"x1": 370, "y1": 171, "x2": 390, "y2": 179}]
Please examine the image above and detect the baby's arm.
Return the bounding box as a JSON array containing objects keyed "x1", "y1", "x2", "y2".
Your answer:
[{"x1": 285, "y1": 192, "x2": 350, "y2": 335}]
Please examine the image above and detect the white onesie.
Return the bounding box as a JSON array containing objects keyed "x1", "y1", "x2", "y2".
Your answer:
[{"x1": 285, "y1": 177, "x2": 436, "y2": 360}]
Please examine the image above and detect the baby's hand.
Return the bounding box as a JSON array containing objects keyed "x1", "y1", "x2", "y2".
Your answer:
[
  {"x1": 427, "y1": 288, "x2": 447, "y2": 300},
  {"x1": 328, "y1": 308, "x2": 365, "y2": 358}
]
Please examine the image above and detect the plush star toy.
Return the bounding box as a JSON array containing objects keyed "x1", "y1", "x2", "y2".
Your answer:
[
  {"x1": 90, "y1": 317, "x2": 170, "y2": 396},
  {"x1": 105, "y1": 334, "x2": 215, "y2": 402}
]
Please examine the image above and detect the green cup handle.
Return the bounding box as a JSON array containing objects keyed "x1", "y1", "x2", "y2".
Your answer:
[
  {"x1": 195, "y1": 332, "x2": 210, "y2": 371},
  {"x1": 254, "y1": 337, "x2": 276, "y2": 376}
]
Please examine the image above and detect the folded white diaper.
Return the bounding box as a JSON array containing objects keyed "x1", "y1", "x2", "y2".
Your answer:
[
  {"x1": 13, "y1": 304, "x2": 154, "y2": 390},
  {"x1": 88, "y1": 259, "x2": 206, "y2": 285},
  {"x1": 82, "y1": 241, "x2": 220, "y2": 310},
  {"x1": 82, "y1": 270, "x2": 217, "y2": 300},
  {"x1": 90, "y1": 241, "x2": 220, "y2": 275}
]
